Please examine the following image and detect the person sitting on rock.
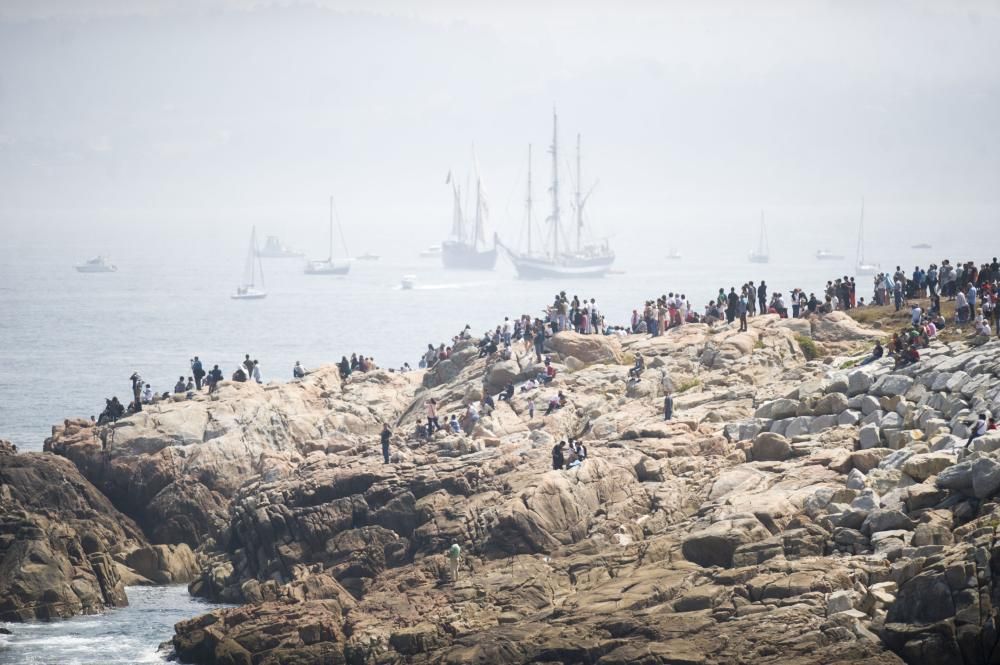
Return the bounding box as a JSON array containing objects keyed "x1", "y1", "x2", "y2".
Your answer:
[
  {"x1": 448, "y1": 414, "x2": 461, "y2": 434},
  {"x1": 497, "y1": 382, "x2": 515, "y2": 401},
  {"x1": 520, "y1": 378, "x2": 538, "y2": 393},
  {"x1": 141, "y1": 384, "x2": 153, "y2": 404},
  {"x1": 966, "y1": 413, "x2": 989, "y2": 448},
  {"x1": 859, "y1": 341, "x2": 884, "y2": 366},
  {"x1": 293, "y1": 361, "x2": 307, "y2": 379},
  {"x1": 551, "y1": 441, "x2": 566, "y2": 470},
  {"x1": 895, "y1": 344, "x2": 920, "y2": 369},
  {"x1": 232, "y1": 367, "x2": 247, "y2": 382},
  {"x1": 185, "y1": 377, "x2": 195, "y2": 392},
  {"x1": 628, "y1": 353, "x2": 645, "y2": 381},
  {"x1": 539, "y1": 360, "x2": 557, "y2": 385},
  {"x1": 174, "y1": 376, "x2": 186, "y2": 393},
  {"x1": 415, "y1": 420, "x2": 428, "y2": 440}
]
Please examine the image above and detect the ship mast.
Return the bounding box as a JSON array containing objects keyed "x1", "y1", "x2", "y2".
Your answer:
[
  {"x1": 548, "y1": 109, "x2": 560, "y2": 258},
  {"x1": 575, "y1": 133, "x2": 582, "y2": 253},
  {"x1": 327, "y1": 196, "x2": 334, "y2": 262},
  {"x1": 526, "y1": 144, "x2": 533, "y2": 255},
  {"x1": 474, "y1": 176, "x2": 482, "y2": 248}
]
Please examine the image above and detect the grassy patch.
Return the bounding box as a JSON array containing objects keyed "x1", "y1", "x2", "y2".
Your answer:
[
  {"x1": 754, "y1": 339, "x2": 765, "y2": 350},
  {"x1": 839, "y1": 358, "x2": 860, "y2": 369},
  {"x1": 676, "y1": 377, "x2": 701, "y2": 393},
  {"x1": 796, "y1": 335, "x2": 820, "y2": 361}
]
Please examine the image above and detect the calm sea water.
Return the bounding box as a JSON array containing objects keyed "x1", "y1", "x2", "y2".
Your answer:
[
  {"x1": 0, "y1": 231, "x2": 963, "y2": 453},
  {"x1": 0, "y1": 586, "x2": 229, "y2": 665}
]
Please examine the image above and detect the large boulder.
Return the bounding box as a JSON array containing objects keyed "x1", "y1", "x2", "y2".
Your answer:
[
  {"x1": 681, "y1": 518, "x2": 772, "y2": 568},
  {"x1": 810, "y1": 311, "x2": 883, "y2": 342},
  {"x1": 752, "y1": 432, "x2": 792, "y2": 462},
  {"x1": 0, "y1": 451, "x2": 146, "y2": 621},
  {"x1": 546, "y1": 331, "x2": 623, "y2": 365}
]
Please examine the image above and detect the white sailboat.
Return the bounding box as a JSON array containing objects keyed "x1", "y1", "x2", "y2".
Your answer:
[
  {"x1": 855, "y1": 198, "x2": 878, "y2": 276},
  {"x1": 498, "y1": 112, "x2": 615, "y2": 279},
  {"x1": 748, "y1": 212, "x2": 769, "y2": 263},
  {"x1": 232, "y1": 227, "x2": 267, "y2": 300},
  {"x1": 305, "y1": 197, "x2": 352, "y2": 275}
]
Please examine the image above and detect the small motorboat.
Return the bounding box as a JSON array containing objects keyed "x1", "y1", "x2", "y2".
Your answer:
[
  {"x1": 75, "y1": 256, "x2": 117, "y2": 273},
  {"x1": 356, "y1": 252, "x2": 380, "y2": 261},
  {"x1": 816, "y1": 249, "x2": 845, "y2": 261},
  {"x1": 665, "y1": 249, "x2": 682, "y2": 260},
  {"x1": 401, "y1": 274, "x2": 416, "y2": 290},
  {"x1": 419, "y1": 245, "x2": 442, "y2": 259}
]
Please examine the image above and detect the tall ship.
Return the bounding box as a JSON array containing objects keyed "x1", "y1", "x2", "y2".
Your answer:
[
  {"x1": 257, "y1": 235, "x2": 303, "y2": 258},
  {"x1": 305, "y1": 196, "x2": 352, "y2": 275},
  {"x1": 748, "y1": 212, "x2": 769, "y2": 263},
  {"x1": 441, "y1": 168, "x2": 497, "y2": 270},
  {"x1": 499, "y1": 111, "x2": 614, "y2": 279}
]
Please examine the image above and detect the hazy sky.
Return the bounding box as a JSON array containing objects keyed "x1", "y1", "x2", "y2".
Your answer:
[{"x1": 1, "y1": 0, "x2": 998, "y2": 255}]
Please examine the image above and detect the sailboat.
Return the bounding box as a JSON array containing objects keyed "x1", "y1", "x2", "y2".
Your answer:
[
  {"x1": 855, "y1": 198, "x2": 878, "y2": 275},
  {"x1": 441, "y1": 167, "x2": 497, "y2": 270},
  {"x1": 498, "y1": 111, "x2": 615, "y2": 279},
  {"x1": 748, "y1": 212, "x2": 770, "y2": 263},
  {"x1": 232, "y1": 227, "x2": 267, "y2": 300},
  {"x1": 305, "y1": 197, "x2": 352, "y2": 275}
]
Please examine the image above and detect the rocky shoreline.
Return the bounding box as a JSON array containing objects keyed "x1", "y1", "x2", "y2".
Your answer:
[{"x1": 3, "y1": 307, "x2": 1000, "y2": 664}]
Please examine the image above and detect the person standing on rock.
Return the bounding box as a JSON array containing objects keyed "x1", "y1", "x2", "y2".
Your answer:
[
  {"x1": 738, "y1": 294, "x2": 748, "y2": 332},
  {"x1": 207, "y1": 364, "x2": 223, "y2": 394},
  {"x1": 243, "y1": 354, "x2": 254, "y2": 378},
  {"x1": 191, "y1": 357, "x2": 205, "y2": 390},
  {"x1": 447, "y1": 542, "x2": 461, "y2": 582},
  {"x1": 380, "y1": 423, "x2": 392, "y2": 463},
  {"x1": 426, "y1": 399, "x2": 440, "y2": 433},
  {"x1": 552, "y1": 441, "x2": 566, "y2": 470},
  {"x1": 129, "y1": 372, "x2": 143, "y2": 412},
  {"x1": 758, "y1": 281, "x2": 767, "y2": 315},
  {"x1": 664, "y1": 391, "x2": 674, "y2": 421},
  {"x1": 252, "y1": 360, "x2": 262, "y2": 384}
]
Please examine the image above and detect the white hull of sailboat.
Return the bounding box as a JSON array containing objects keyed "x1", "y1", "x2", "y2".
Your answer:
[
  {"x1": 305, "y1": 260, "x2": 352, "y2": 275},
  {"x1": 748, "y1": 253, "x2": 769, "y2": 264},
  {"x1": 855, "y1": 263, "x2": 879, "y2": 276},
  {"x1": 231, "y1": 289, "x2": 267, "y2": 300}
]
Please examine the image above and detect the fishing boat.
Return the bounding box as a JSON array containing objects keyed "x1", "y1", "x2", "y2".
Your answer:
[
  {"x1": 357, "y1": 252, "x2": 380, "y2": 261},
  {"x1": 499, "y1": 112, "x2": 614, "y2": 279},
  {"x1": 855, "y1": 198, "x2": 879, "y2": 276},
  {"x1": 816, "y1": 249, "x2": 845, "y2": 261},
  {"x1": 75, "y1": 256, "x2": 117, "y2": 273},
  {"x1": 401, "y1": 274, "x2": 416, "y2": 290},
  {"x1": 748, "y1": 212, "x2": 769, "y2": 263},
  {"x1": 305, "y1": 197, "x2": 352, "y2": 275},
  {"x1": 419, "y1": 245, "x2": 442, "y2": 259},
  {"x1": 257, "y1": 236, "x2": 303, "y2": 258},
  {"x1": 232, "y1": 227, "x2": 267, "y2": 300},
  {"x1": 665, "y1": 248, "x2": 682, "y2": 260},
  {"x1": 441, "y1": 166, "x2": 497, "y2": 270}
]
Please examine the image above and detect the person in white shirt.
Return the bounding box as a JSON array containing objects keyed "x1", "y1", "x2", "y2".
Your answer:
[
  {"x1": 141, "y1": 384, "x2": 153, "y2": 404},
  {"x1": 252, "y1": 360, "x2": 262, "y2": 384},
  {"x1": 911, "y1": 304, "x2": 922, "y2": 326}
]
